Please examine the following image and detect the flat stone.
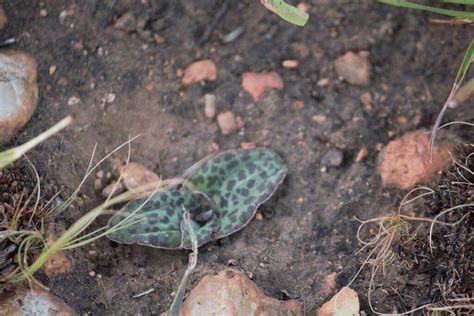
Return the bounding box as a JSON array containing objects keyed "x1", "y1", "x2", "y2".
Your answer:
[
  {"x1": 0, "y1": 50, "x2": 39, "y2": 145},
  {"x1": 318, "y1": 287, "x2": 359, "y2": 316},
  {"x1": 379, "y1": 129, "x2": 453, "y2": 190},
  {"x1": 0, "y1": 288, "x2": 74, "y2": 315},
  {"x1": 179, "y1": 268, "x2": 302, "y2": 316}
]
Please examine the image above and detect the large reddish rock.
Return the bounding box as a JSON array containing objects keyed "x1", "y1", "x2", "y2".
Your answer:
[
  {"x1": 178, "y1": 268, "x2": 302, "y2": 316},
  {"x1": 379, "y1": 129, "x2": 452, "y2": 190},
  {"x1": 0, "y1": 288, "x2": 74, "y2": 315},
  {"x1": 241, "y1": 71, "x2": 284, "y2": 101},
  {"x1": 335, "y1": 51, "x2": 371, "y2": 86},
  {"x1": 318, "y1": 287, "x2": 359, "y2": 316},
  {"x1": 181, "y1": 59, "x2": 217, "y2": 86},
  {"x1": 0, "y1": 50, "x2": 39, "y2": 145}
]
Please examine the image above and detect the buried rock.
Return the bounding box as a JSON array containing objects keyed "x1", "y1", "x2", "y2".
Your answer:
[
  {"x1": 0, "y1": 50, "x2": 39, "y2": 145},
  {"x1": 177, "y1": 268, "x2": 302, "y2": 316},
  {"x1": 0, "y1": 288, "x2": 74, "y2": 315},
  {"x1": 335, "y1": 51, "x2": 371, "y2": 86}
]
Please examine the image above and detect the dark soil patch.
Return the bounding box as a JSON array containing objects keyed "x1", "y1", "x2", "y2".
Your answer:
[{"x1": 1, "y1": 0, "x2": 473, "y2": 314}]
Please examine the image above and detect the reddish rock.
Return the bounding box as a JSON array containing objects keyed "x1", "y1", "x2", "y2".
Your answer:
[
  {"x1": 179, "y1": 268, "x2": 302, "y2": 316},
  {"x1": 42, "y1": 224, "x2": 72, "y2": 277},
  {"x1": 181, "y1": 60, "x2": 217, "y2": 86},
  {"x1": 217, "y1": 111, "x2": 236, "y2": 135},
  {"x1": 318, "y1": 287, "x2": 359, "y2": 316},
  {"x1": 241, "y1": 71, "x2": 284, "y2": 101},
  {"x1": 43, "y1": 252, "x2": 72, "y2": 277},
  {"x1": 0, "y1": 50, "x2": 39, "y2": 145},
  {"x1": 379, "y1": 129, "x2": 452, "y2": 190},
  {"x1": 0, "y1": 288, "x2": 74, "y2": 315},
  {"x1": 320, "y1": 272, "x2": 337, "y2": 296},
  {"x1": 0, "y1": 6, "x2": 7, "y2": 30},
  {"x1": 119, "y1": 162, "x2": 160, "y2": 191},
  {"x1": 335, "y1": 51, "x2": 371, "y2": 86}
]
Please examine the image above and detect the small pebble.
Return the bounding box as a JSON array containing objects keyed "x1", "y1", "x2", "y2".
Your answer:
[
  {"x1": 39, "y1": 9, "x2": 48, "y2": 17},
  {"x1": 292, "y1": 100, "x2": 304, "y2": 110},
  {"x1": 94, "y1": 178, "x2": 103, "y2": 191},
  {"x1": 67, "y1": 96, "x2": 80, "y2": 105},
  {"x1": 317, "y1": 78, "x2": 330, "y2": 87},
  {"x1": 312, "y1": 115, "x2": 327, "y2": 124},
  {"x1": 204, "y1": 94, "x2": 216, "y2": 118},
  {"x1": 105, "y1": 93, "x2": 116, "y2": 104},
  {"x1": 240, "y1": 142, "x2": 256, "y2": 149},
  {"x1": 88, "y1": 271, "x2": 96, "y2": 277},
  {"x1": 217, "y1": 111, "x2": 236, "y2": 135},
  {"x1": 49, "y1": 65, "x2": 57, "y2": 76},
  {"x1": 321, "y1": 149, "x2": 344, "y2": 167},
  {"x1": 255, "y1": 213, "x2": 263, "y2": 221},
  {"x1": 355, "y1": 147, "x2": 369, "y2": 162},
  {"x1": 335, "y1": 51, "x2": 371, "y2": 85},
  {"x1": 101, "y1": 181, "x2": 124, "y2": 198},
  {"x1": 114, "y1": 12, "x2": 136, "y2": 32},
  {"x1": 282, "y1": 60, "x2": 299, "y2": 69}
]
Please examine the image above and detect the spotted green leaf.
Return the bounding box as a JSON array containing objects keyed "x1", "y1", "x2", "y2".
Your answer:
[
  {"x1": 107, "y1": 148, "x2": 287, "y2": 249},
  {"x1": 185, "y1": 148, "x2": 287, "y2": 239},
  {"x1": 107, "y1": 190, "x2": 218, "y2": 249}
]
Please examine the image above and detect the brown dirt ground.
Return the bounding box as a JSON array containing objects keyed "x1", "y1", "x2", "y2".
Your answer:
[{"x1": 1, "y1": 1, "x2": 473, "y2": 315}]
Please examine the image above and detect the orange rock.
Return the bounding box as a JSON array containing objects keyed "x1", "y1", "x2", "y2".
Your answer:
[
  {"x1": 43, "y1": 252, "x2": 72, "y2": 277},
  {"x1": 240, "y1": 142, "x2": 256, "y2": 149},
  {"x1": 0, "y1": 50, "x2": 39, "y2": 145},
  {"x1": 0, "y1": 288, "x2": 74, "y2": 315},
  {"x1": 318, "y1": 287, "x2": 359, "y2": 316},
  {"x1": 181, "y1": 59, "x2": 217, "y2": 86},
  {"x1": 42, "y1": 224, "x2": 72, "y2": 277},
  {"x1": 0, "y1": 6, "x2": 7, "y2": 30},
  {"x1": 379, "y1": 129, "x2": 452, "y2": 190},
  {"x1": 179, "y1": 269, "x2": 302, "y2": 316},
  {"x1": 241, "y1": 71, "x2": 284, "y2": 101},
  {"x1": 217, "y1": 111, "x2": 236, "y2": 135},
  {"x1": 119, "y1": 162, "x2": 160, "y2": 191},
  {"x1": 335, "y1": 51, "x2": 371, "y2": 85}
]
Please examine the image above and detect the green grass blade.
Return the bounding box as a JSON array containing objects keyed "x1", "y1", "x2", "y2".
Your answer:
[
  {"x1": 454, "y1": 40, "x2": 474, "y2": 86},
  {"x1": 261, "y1": 0, "x2": 309, "y2": 26},
  {"x1": 0, "y1": 116, "x2": 72, "y2": 171},
  {"x1": 379, "y1": 0, "x2": 474, "y2": 19},
  {"x1": 440, "y1": 0, "x2": 474, "y2": 4},
  {"x1": 429, "y1": 40, "x2": 474, "y2": 159}
]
